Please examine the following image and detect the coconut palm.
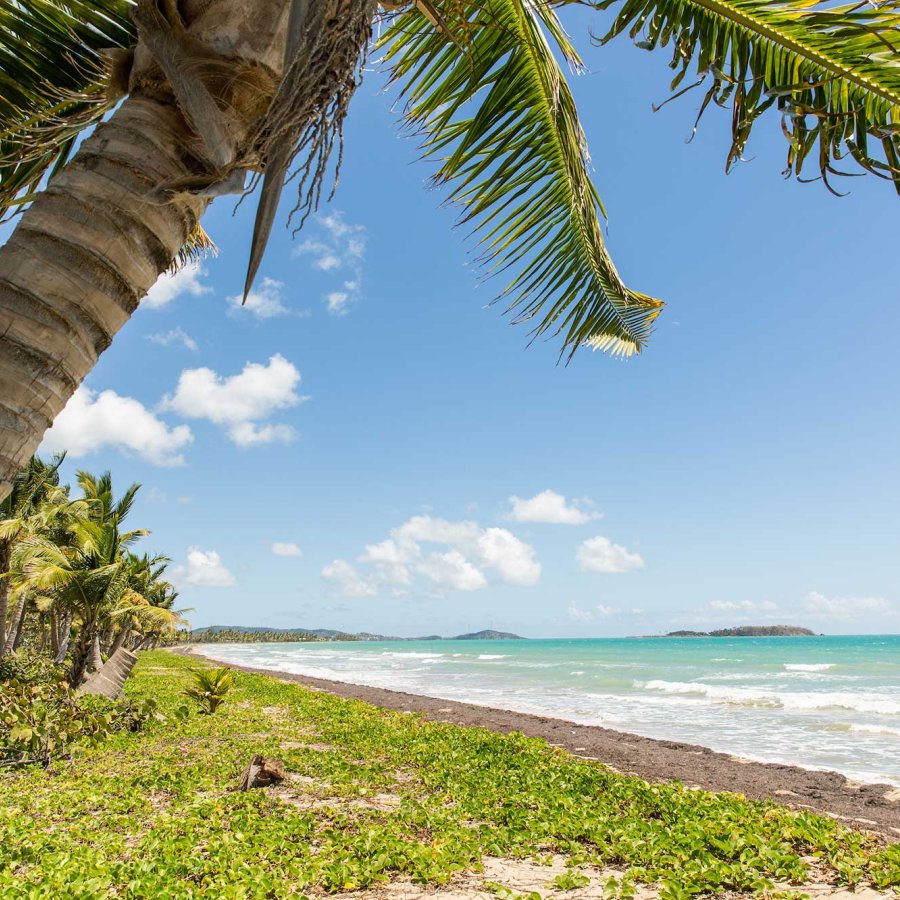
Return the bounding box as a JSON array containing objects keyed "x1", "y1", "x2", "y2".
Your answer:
[
  {"x1": 12, "y1": 471, "x2": 148, "y2": 683},
  {"x1": 0, "y1": 455, "x2": 66, "y2": 656},
  {"x1": 0, "y1": 0, "x2": 897, "y2": 501}
]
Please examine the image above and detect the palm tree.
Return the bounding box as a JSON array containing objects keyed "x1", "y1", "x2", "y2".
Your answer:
[
  {"x1": 12, "y1": 471, "x2": 149, "y2": 683},
  {"x1": 0, "y1": 1, "x2": 896, "y2": 501},
  {"x1": 0, "y1": 454, "x2": 66, "y2": 656}
]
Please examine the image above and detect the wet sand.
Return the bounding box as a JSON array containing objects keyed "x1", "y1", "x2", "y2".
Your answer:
[{"x1": 176, "y1": 647, "x2": 900, "y2": 840}]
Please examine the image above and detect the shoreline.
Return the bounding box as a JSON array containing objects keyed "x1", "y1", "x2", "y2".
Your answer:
[{"x1": 176, "y1": 646, "x2": 900, "y2": 839}]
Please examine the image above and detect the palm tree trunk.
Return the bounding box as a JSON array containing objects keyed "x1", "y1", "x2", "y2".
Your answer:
[
  {"x1": 55, "y1": 614, "x2": 73, "y2": 666},
  {"x1": 0, "y1": 542, "x2": 10, "y2": 656},
  {"x1": 68, "y1": 626, "x2": 94, "y2": 686},
  {"x1": 0, "y1": 0, "x2": 321, "y2": 503},
  {"x1": 108, "y1": 625, "x2": 131, "y2": 658},
  {"x1": 9, "y1": 595, "x2": 27, "y2": 652},
  {"x1": 49, "y1": 610, "x2": 59, "y2": 656},
  {"x1": 4, "y1": 593, "x2": 26, "y2": 654},
  {"x1": 0, "y1": 96, "x2": 209, "y2": 500},
  {"x1": 90, "y1": 633, "x2": 103, "y2": 673}
]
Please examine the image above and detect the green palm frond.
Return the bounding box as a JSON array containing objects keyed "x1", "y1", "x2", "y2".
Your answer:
[
  {"x1": 592, "y1": 0, "x2": 900, "y2": 193},
  {"x1": 0, "y1": 0, "x2": 136, "y2": 219},
  {"x1": 382, "y1": 0, "x2": 664, "y2": 359}
]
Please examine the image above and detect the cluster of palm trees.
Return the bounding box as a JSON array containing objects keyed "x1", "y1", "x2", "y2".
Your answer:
[{"x1": 0, "y1": 456, "x2": 186, "y2": 686}]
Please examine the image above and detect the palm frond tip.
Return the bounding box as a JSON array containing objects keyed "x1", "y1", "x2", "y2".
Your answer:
[
  {"x1": 593, "y1": 0, "x2": 900, "y2": 193},
  {"x1": 381, "y1": 0, "x2": 663, "y2": 359}
]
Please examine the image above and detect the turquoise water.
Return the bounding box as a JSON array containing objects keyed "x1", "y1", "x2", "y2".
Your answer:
[{"x1": 201, "y1": 635, "x2": 900, "y2": 785}]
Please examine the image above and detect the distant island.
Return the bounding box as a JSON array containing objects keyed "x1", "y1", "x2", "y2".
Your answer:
[
  {"x1": 665, "y1": 625, "x2": 816, "y2": 638},
  {"x1": 185, "y1": 626, "x2": 524, "y2": 644}
]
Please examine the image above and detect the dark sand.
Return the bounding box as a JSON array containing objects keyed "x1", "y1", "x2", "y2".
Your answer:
[{"x1": 178, "y1": 648, "x2": 900, "y2": 840}]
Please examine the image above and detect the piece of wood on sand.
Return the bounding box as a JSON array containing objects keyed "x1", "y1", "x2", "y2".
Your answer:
[{"x1": 237, "y1": 755, "x2": 286, "y2": 790}]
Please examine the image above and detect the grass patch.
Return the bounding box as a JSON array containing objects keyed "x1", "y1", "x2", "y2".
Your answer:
[{"x1": 1, "y1": 650, "x2": 897, "y2": 898}]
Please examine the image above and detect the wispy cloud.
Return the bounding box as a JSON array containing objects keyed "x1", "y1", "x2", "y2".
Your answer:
[
  {"x1": 147, "y1": 327, "x2": 198, "y2": 352},
  {"x1": 295, "y1": 211, "x2": 366, "y2": 316}
]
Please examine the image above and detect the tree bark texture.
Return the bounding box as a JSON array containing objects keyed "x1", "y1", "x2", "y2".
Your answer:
[{"x1": 0, "y1": 0, "x2": 301, "y2": 500}]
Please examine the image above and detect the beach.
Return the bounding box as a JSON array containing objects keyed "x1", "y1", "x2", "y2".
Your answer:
[{"x1": 181, "y1": 643, "x2": 900, "y2": 839}]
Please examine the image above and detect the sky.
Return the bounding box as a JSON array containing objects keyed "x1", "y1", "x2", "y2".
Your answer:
[{"x1": 21, "y1": 9, "x2": 900, "y2": 637}]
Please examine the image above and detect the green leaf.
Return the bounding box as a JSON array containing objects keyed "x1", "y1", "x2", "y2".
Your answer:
[
  {"x1": 0, "y1": 0, "x2": 136, "y2": 219},
  {"x1": 593, "y1": 0, "x2": 900, "y2": 194},
  {"x1": 381, "y1": 0, "x2": 663, "y2": 359}
]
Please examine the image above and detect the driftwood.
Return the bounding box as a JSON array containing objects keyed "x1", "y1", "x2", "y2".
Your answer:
[
  {"x1": 78, "y1": 648, "x2": 138, "y2": 700},
  {"x1": 237, "y1": 755, "x2": 286, "y2": 791}
]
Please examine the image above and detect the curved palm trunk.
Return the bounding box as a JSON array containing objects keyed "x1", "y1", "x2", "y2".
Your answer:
[
  {"x1": 0, "y1": 0, "x2": 318, "y2": 501},
  {"x1": 0, "y1": 96, "x2": 209, "y2": 499},
  {"x1": 54, "y1": 613, "x2": 73, "y2": 665},
  {"x1": 0, "y1": 542, "x2": 10, "y2": 656},
  {"x1": 5, "y1": 593, "x2": 26, "y2": 653},
  {"x1": 108, "y1": 624, "x2": 131, "y2": 657}
]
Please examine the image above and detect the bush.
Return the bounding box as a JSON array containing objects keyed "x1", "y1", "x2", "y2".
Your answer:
[
  {"x1": 183, "y1": 667, "x2": 234, "y2": 715},
  {"x1": 0, "y1": 680, "x2": 157, "y2": 768},
  {"x1": 0, "y1": 651, "x2": 66, "y2": 686}
]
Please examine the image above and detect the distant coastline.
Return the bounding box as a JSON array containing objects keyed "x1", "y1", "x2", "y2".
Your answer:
[
  {"x1": 663, "y1": 626, "x2": 817, "y2": 638},
  {"x1": 186, "y1": 626, "x2": 524, "y2": 644}
]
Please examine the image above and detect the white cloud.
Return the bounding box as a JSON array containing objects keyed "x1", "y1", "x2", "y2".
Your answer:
[
  {"x1": 41, "y1": 386, "x2": 193, "y2": 466},
  {"x1": 804, "y1": 591, "x2": 894, "y2": 618},
  {"x1": 508, "y1": 490, "x2": 600, "y2": 525},
  {"x1": 568, "y1": 603, "x2": 621, "y2": 622},
  {"x1": 174, "y1": 547, "x2": 236, "y2": 588},
  {"x1": 343, "y1": 514, "x2": 540, "y2": 597},
  {"x1": 577, "y1": 536, "x2": 645, "y2": 573},
  {"x1": 143, "y1": 261, "x2": 210, "y2": 310},
  {"x1": 709, "y1": 599, "x2": 779, "y2": 614},
  {"x1": 321, "y1": 559, "x2": 376, "y2": 598},
  {"x1": 272, "y1": 542, "x2": 303, "y2": 557},
  {"x1": 420, "y1": 550, "x2": 487, "y2": 592},
  {"x1": 228, "y1": 277, "x2": 290, "y2": 319},
  {"x1": 477, "y1": 527, "x2": 540, "y2": 586},
  {"x1": 160, "y1": 354, "x2": 305, "y2": 446},
  {"x1": 326, "y1": 291, "x2": 350, "y2": 316},
  {"x1": 294, "y1": 211, "x2": 366, "y2": 316},
  {"x1": 316, "y1": 254, "x2": 341, "y2": 271},
  {"x1": 147, "y1": 327, "x2": 198, "y2": 352}
]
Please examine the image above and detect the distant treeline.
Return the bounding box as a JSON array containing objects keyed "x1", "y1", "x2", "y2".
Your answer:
[
  {"x1": 666, "y1": 626, "x2": 815, "y2": 638},
  {"x1": 184, "y1": 629, "x2": 360, "y2": 644}
]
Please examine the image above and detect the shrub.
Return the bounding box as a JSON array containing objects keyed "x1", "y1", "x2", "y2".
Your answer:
[
  {"x1": 0, "y1": 679, "x2": 157, "y2": 768},
  {"x1": 182, "y1": 667, "x2": 234, "y2": 715},
  {"x1": 0, "y1": 650, "x2": 66, "y2": 686}
]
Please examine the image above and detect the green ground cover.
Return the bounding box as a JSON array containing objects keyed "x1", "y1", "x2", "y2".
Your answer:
[{"x1": 1, "y1": 651, "x2": 897, "y2": 898}]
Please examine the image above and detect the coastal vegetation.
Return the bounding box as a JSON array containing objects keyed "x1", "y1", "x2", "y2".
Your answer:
[
  {"x1": 1, "y1": 650, "x2": 897, "y2": 897},
  {"x1": 1, "y1": 0, "x2": 899, "y2": 500},
  {"x1": 0, "y1": 455, "x2": 183, "y2": 766},
  {"x1": 187, "y1": 626, "x2": 523, "y2": 643},
  {"x1": 665, "y1": 627, "x2": 816, "y2": 638}
]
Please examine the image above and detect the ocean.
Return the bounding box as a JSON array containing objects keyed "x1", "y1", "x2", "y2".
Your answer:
[{"x1": 198, "y1": 634, "x2": 900, "y2": 786}]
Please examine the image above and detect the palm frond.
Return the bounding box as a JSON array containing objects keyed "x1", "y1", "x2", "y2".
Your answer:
[
  {"x1": 591, "y1": 0, "x2": 900, "y2": 193},
  {"x1": 0, "y1": 0, "x2": 136, "y2": 220},
  {"x1": 381, "y1": 0, "x2": 664, "y2": 359}
]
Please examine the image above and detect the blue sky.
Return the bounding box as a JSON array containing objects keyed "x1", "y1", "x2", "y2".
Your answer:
[{"x1": 29, "y1": 10, "x2": 900, "y2": 637}]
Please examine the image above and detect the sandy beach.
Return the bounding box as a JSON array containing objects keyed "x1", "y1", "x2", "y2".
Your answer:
[{"x1": 179, "y1": 646, "x2": 900, "y2": 840}]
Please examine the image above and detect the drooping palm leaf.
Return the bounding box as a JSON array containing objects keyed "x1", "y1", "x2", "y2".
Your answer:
[
  {"x1": 590, "y1": 0, "x2": 900, "y2": 193},
  {"x1": 0, "y1": 0, "x2": 136, "y2": 219},
  {"x1": 382, "y1": 0, "x2": 664, "y2": 358}
]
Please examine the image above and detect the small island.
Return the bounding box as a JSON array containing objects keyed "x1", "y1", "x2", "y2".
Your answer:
[{"x1": 665, "y1": 626, "x2": 816, "y2": 638}]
